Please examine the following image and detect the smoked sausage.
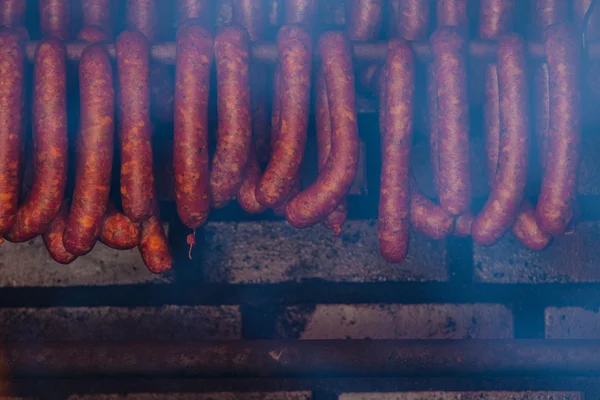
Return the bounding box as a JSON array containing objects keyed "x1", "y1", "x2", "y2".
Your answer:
[
  {"x1": 316, "y1": 67, "x2": 347, "y2": 235},
  {"x1": 430, "y1": 26, "x2": 471, "y2": 216},
  {"x1": 284, "y1": 0, "x2": 316, "y2": 25},
  {"x1": 238, "y1": 144, "x2": 267, "y2": 214},
  {"x1": 453, "y1": 211, "x2": 473, "y2": 237},
  {"x1": 0, "y1": 30, "x2": 24, "y2": 236},
  {"x1": 139, "y1": 204, "x2": 173, "y2": 274},
  {"x1": 410, "y1": 176, "x2": 454, "y2": 240},
  {"x1": 346, "y1": 0, "x2": 384, "y2": 41},
  {"x1": 436, "y1": 0, "x2": 468, "y2": 32},
  {"x1": 126, "y1": 0, "x2": 156, "y2": 41},
  {"x1": 39, "y1": 0, "x2": 70, "y2": 40},
  {"x1": 43, "y1": 201, "x2": 77, "y2": 264},
  {"x1": 63, "y1": 44, "x2": 114, "y2": 255},
  {"x1": 285, "y1": 31, "x2": 358, "y2": 229},
  {"x1": 100, "y1": 202, "x2": 142, "y2": 250},
  {"x1": 81, "y1": 0, "x2": 111, "y2": 37},
  {"x1": 174, "y1": 23, "x2": 213, "y2": 227},
  {"x1": 535, "y1": 24, "x2": 581, "y2": 235},
  {"x1": 0, "y1": 0, "x2": 26, "y2": 27},
  {"x1": 472, "y1": 34, "x2": 529, "y2": 246},
  {"x1": 7, "y1": 39, "x2": 67, "y2": 243},
  {"x1": 232, "y1": 0, "x2": 265, "y2": 41},
  {"x1": 257, "y1": 25, "x2": 311, "y2": 208},
  {"x1": 116, "y1": 31, "x2": 155, "y2": 222},
  {"x1": 531, "y1": 0, "x2": 569, "y2": 40},
  {"x1": 77, "y1": 25, "x2": 110, "y2": 43},
  {"x1": 377, "y1": 39, "x2": 414, "y2": 263},
  {"x1": 177, "y1": 0, "x2": 211, "y2": 26},
  {"x1": 513, "y1": 201, "x2": 552, "y2": 250},
  {"x1": 484, "y1": 63, "x2": 500, "y2": 186},
  {"x1": 397, "y1": 0, "x2": 431, "y2": 40},
  {"x1": 479, "y1": 0, "x2": 515, "y2": 39},
  {"x1": 211, "y1": 25, "x2": 252, "y2": 209}
]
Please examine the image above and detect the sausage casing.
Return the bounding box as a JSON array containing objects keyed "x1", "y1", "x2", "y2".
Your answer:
[
  {"x1": 285, "y1": 31, "x2": 358, "y2": 229},
  {"x1": 82, "y1": 0, "x2": 111, "y2": 37},
  {"x1": 514, "y1": 201, "x2": 552, "y2": 250},
  {"x1": 7, "y1": 39, "x2": 67, "y2": 242},
  {"x1": 0, "y1": 31, "x2": 24, "y2": 235},
  {"x1": 238, "y1": 144, "x2": 267, "y2": 214},
  {"x1": 436, "y1": 0, "x2": 468, "y2": 32},
  {"x1": 531, "y1": 0, "x2": 569, "y2": 40},
  {"x1": 0, "y1": 0, "x2": 26, "y2": 27},
  {"x1": 63, "y1": 44, "x2": 114, "y2": 255},
  {"x1": 174, "y1": 23, "x2": 213, "y2": 228},
  {"x1": 479, "y1": 0, "x2": 515, "y2": 39},
  {"x1": 397, "y1": 0, "x2": 431, "y2": 40},
  {"x1": 472, "y1": 34, "x2": 529, "y2": 245},
  {"x1": 39, "y1": 0, "x2": 70, "y2": 40},
  {"x1": 139, "y1": 207, "x2": 173, "y2": 274},
  {"x1": 232, "y1": 0, "x2": 265, "y2": 41},
  {"x1": 126, "y1": 0, "x2": 156, "y2": 41},
  {"x1": 316, "y1": 66, "x2": 347, "y2": 235},
  {"x1": 430, "y1": 27, "x2": 471, "y2": 216},
  {"x1": 210, "y1": 25, "x2": 252, "y2": 209},
  {"x1": 535, "y1": 24, "x2": 581, "y2": 235},
  {"x1": 346, "y1": 0, "x2": 384, "y2": 41},
  {"x1": 100, "y1": 203, "x2": 142, "y2": 250},
  {"x1": 177, "y1": 0, "x2": 211, "y2": 26},
  {"x1": 284, "y1": 0, "x2": 316, "y2": 25},
  {"x1": 77, "y1": 25, "x2": 110, "y2": 43},
  {"x1": 43, "y1": 201, "x2": 77, "y2": 264},
  {"x1": 377, "y1": 39, "x2": 414, "y2": 263},
  {"x1": 116, "y1": 31, "x2": 155, "y2": 222},
  {"x1": 257, "y1": 25, "x2": 311, "y2": 208}
]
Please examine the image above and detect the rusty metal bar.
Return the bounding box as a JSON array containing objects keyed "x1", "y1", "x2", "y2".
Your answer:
[
  {"x1": 23, "y1": 39, "x2": 585, "y2": 65},
  {"x1": 3, "y1": 340, "x2": 600, "y2": 378}
]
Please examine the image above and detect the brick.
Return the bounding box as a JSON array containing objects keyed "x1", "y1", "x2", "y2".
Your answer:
[
  {"x1": 203, "y1": 221, "x2": 447, "y2": 284},
  {"x1": 474, "y1": 221, "x2": 600, "y2": 283},
  {"x1": 0, "y1": 306, "x2": 241, "y2": 341},
  {"x1": 545, "y1": 306, "x2": 600, "y2": 339},
  {"x1": 275, "y1": 304, "x2": 513, "y2": 339},
  {"x1": 339, "y1": 393, "x2": 582, "y2": 400},
  {"x1": 578, "y1": 129, "x2": 600, "y2": 196},
  {"x1": 0, "y1": 237, "x2": 173, "y2": 287},
  {"x1": 69, "y1": 392, "x2": 312, "y2": 400}
]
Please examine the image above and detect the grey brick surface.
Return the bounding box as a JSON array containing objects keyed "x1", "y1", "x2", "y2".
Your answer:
[
  {"x1": 0, "y1": 306, "x2": 241, "y2": 341},
  {"x1": 0, "y1": 237, "x2": 173, "y2": 287},
  {"x1": 545, "y1": 306, "x2": 600, "y2": 339},
  {"x1": 474, "y1": 221, "x2": 600, "y2": 283},
  {"x1": 339, "y1": 393, "x2": 582, "y2": 400},
  {"x1": 69, "y1": 392, "x2": 312, "y2": 400},
  {"x1": 203, "y1": 221, "x2": 447, "y2": 283},
  {"x1": 275, "y1": 304, "x2": 513, "y2": 339}
]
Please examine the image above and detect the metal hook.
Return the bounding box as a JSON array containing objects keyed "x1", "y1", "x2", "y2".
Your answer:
[{"x1": 583, "y1": 0, "x2": 598, "y2": 55}]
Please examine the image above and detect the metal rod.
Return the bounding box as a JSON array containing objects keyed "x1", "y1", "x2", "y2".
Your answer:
[
  {"x1": 4, "y1": 340, "x2": 600, "y2": 378},
  {"x1": 23, "y1": 39, "x2": 585, "y2": 64}
]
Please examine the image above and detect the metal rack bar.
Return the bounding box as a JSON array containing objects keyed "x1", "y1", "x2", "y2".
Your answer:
[
  {"x1": 23, "y1": 39, "x2": 596, "y2": 64},
  {"x1": 4, "y1": 340, "x2": 600, "y2": 378}
]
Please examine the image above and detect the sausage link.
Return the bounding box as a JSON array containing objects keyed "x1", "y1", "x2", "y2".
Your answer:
[
  {"x1": 535, "y1": 24, "x2": 581, "y2": 235},
  {"x1": 0, "y1": 31, "x2": 24, "y2": 235},
  {"x1": 82, "y1": 0, "x2": 111, "y2": 37},
  {"x1": 531, "y1": 0, "x2": 569, "y2": 40},
  {"x1": 346, "y1": 0, "x2": 384, "y2": 41},
  {"x1": 63, "y1": 44, "x2": 113, "y2": 255},
  {"x1": 426, "y1": 62, "x2": 440, "y2": 192},
  {"x1": 513, "y1": 201, "x2": 552, "y2": 250},
  {"x1": 177, "y1": 0, "x2": 211, "y2": 26},
  {"x1": 472, "y1": 35, "x2": 529, "y2": 245},
  {"x1": 397, "y1": 0, "x2": 431, "y2": 40},
  {"x1": 238, "y1": 144, "x2": 267, "y2": 214},
  {"x1": 285, "y1": 32, "x2": 358, "y2": 229},
  {"x1": 174, "y1": 23, "x2": 213, "y2": 227},
  {"x1": 39, "y1": 0, "x2": 70, "y2": 40},
  {"x1": 484, "y1": 64, "x2": 500, "y2": 186},
  {"x1": 377, "y1": 39, "x2": 414, "y2": 263},
  {"x1": 284, "y1": 0, "x2": 316, "y2": 25},
  {"x1": 116, "y1": 31, "x2": 155, "y2": 222},
  {"x1": 436, "y1": 0, "x2": 468, "y2": 32},
  {"x1": 409, "y1": 175, "x2": 453, "y2": 240},
  {"x1": 77, "y1": 25, "x2": 110, "y2": 43},
  {"x1": 257, "y1": 25, "x2": 311, "y2": 207},
  {"x1": 0, "y1": 0, "x2": 26, "y2": 27},
  {"x1": 453, "y1": 211, "x2": 473, "y2": 237},
  {"x1": 100, "y1": 202, "x2": 142, "y2": 250},
  {"x1": 430, "y1": 27, "x2": 471, "y2": 216},
  {"x1": 126, "y1": 0, "x2": 157, "y2": 41},
  {"x1": 316, "y1": 66, "x2": 347, "y2": 235},
  {"x1": 211, "y1": 25, "x2": 252, "y2": 209},
  {"x1": 6, "y1": 39, "x2": 67, "y2": 242},
  {"x1": 232, "y1": 0, "x2": 265, "y2": 41},
  {"x1": 42, "y1": 201, "x2": 77, "y2": 264},
  {"x1": 479, "y1": 0, "x2": 515, "y2": 39},
  {"x1": 139, "y1": 206, "x2": 172, "y2": 274}
]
